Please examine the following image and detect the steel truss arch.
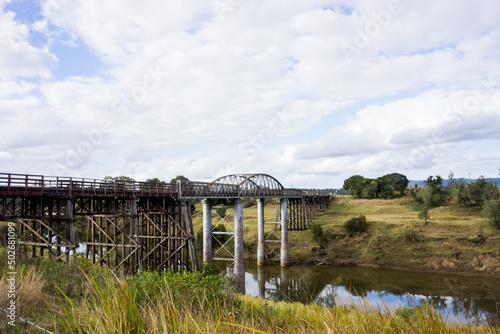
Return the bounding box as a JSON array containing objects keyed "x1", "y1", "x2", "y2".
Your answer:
[{"x1": 212, "y1": 173, "x2": 285, "y2": 198}]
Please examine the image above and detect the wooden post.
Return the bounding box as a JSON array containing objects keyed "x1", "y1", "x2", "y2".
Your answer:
[
  {"x1": 131, "y1": 198, "x2": 141, "y2": 271},
  {"x1": 67, "y1": 199, "x2": 76, "y2": 261}
]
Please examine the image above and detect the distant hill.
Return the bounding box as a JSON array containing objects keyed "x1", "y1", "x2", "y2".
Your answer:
[{"x1": 408, "y1": 178, "x2": 500, "y2": 187}]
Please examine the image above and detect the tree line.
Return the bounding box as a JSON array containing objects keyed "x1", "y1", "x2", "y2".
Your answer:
[
  {"x1": 342, "y1": 172, "x2": 500, "y2": 229},
  {"x1": 342, "y1": 173, "x2": 409, "y2": 199}
]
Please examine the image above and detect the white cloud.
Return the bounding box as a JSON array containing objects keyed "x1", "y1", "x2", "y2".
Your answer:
[
  {"x1": 0, "y1": 1, "x2": 500, "y2": 187},
  {"x1": 0, "y1": 3, "x2": 57, "y2": 80}
]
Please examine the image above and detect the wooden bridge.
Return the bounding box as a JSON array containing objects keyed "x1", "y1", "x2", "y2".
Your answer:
[{"x1": 0, "y1": 173, "x2": 331, "y2": 273}]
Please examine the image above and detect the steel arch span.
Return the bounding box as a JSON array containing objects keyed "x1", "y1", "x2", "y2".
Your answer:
[{"x1": 212, "y1": 173, "x2": 285, "y2": 198}]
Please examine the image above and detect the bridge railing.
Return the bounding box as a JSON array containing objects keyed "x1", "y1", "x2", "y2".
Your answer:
[
  {"x1": 179, "y1": 182, "x2": 305, "y2": 198},
  {"x1": 178, "y1": 181, "x2": 239, "y2": 198},
  {"x1": 283, "y1": 189, "x2": 304, "y2": 197},
  {"x1": 0, "y1": 173, "x2": 176, "y2": 198}
]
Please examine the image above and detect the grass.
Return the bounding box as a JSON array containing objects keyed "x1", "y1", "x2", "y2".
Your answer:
[
  {"x1": 0, "y1": 248, "x2": 498, "y2": 333},
  {"x1": 192, "y1": 196, "x2": 500, "y2": 275},
  {"x1": 1, "y1": 196, "x2": 499, "y2": 332},
  {"x1": 0, "y1": 253, "x2": 498, "y2": 333}
]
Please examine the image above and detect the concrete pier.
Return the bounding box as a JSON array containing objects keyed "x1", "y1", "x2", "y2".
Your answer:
[
  {"x1": 257, "y1": 198, "x2": 265, "y2": 266},
  {"x1": 233, "y1": 199, "x2": 245, "y2": 275},
  {"x1": 280, "y1": 198, "x2": 289, "y2": 267},
  {"x1": 202, "y1": 199, "x2": 212, "y2": 264}
]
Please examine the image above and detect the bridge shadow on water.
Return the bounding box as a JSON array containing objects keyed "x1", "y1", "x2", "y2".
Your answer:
[{"x1": 218, "y1": 261, "x2": 500, "y2": 326}]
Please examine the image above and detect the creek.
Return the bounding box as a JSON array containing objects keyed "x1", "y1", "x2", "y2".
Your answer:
[{"x1": 220, "y1": 261, "x2": 500, "y2": 325}]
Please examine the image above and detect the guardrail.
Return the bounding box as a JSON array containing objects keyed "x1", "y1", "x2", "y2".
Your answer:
[
  {"x1": 0, "y1": 173, "x2": 331, "y2": 199},
  {"x1": 178, "y1": 182, "x2": 305, "y2": 198},
  {"x1": 0, "y1": 173, "x2": 176, "y2": 198}
]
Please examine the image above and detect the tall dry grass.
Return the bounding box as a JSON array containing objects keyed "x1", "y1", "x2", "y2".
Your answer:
[{"x1": 52, "y1": 270, "x2": 499, "y2": 334}]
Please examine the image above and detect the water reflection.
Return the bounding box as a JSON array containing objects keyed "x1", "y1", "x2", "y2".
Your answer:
[{"x1": 226, "y1": 262, "x2": 500, "y2": 325}]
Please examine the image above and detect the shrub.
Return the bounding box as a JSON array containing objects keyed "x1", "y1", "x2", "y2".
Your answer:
[
  {"x1": 482, "y1": 199, "x2": 500, "y2": 229},
  {"x1": 403, "y1": 225, "x2": 419, "y2": 242},
  {"x1": 311, "y1": 223, "x2": 323, "y2": 241},
  {"x1": 343, "y1": 215, "x2": 368, "y2": 234},
  {"x1": 215, "y1": 207, "x2": 227, "y2": 218},
  {"x1": 310, "y1": 223, "x2": 330, "y2": 248}
]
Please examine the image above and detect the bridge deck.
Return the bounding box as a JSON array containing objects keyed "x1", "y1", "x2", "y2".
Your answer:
[{"x1": 0, "y1": 173, "x2": 321, "y2": 200}]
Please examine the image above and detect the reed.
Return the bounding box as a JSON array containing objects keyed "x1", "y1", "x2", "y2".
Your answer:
[
  {"x1": 0, "y1": 249, "x2": 497, "y2": 333},
  {"x1": 51, "y1": 268, "x2": 499, "y2": 334}
]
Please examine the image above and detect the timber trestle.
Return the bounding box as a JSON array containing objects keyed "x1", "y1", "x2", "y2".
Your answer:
[
  {"x1": 0, "y1": 172, "x2": 331, "y2": 274},
  {"x1": 0, "y1": 173, "x2": 198, "y2": 272}
]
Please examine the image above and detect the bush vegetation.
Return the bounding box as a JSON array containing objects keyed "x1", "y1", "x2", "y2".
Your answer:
[{"x1": 343, "y1": 215, "x2": 368, "y2": 234}]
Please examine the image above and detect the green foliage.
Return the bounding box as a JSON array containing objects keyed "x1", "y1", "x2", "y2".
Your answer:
[
  {"x1": 417, "y1": 186, "x2": 433, "y2": 224},
  {"x1": 343, "y1": 175, "x2": 365, "y2": 197},
  {"x1": 455, "y1": 179, "x2": 472, "y2": 214},
  {"x1": 423, "y1": 175, "x2": 449, "y2": 206},
  {"x1": 310, "y1": 223, "x2": 331, "y2": 248},
  {"x1": 470, "y1": 176, "x2": 498, "y2": 205},
  {"x1": 343, "y1": 215, "x2": 368, "y2": 234},
  {"x1": 103, "y1": 175, "x2": 135, "y2": 182},
  {"x1": 402, "y1": 225, "x2": 419, "y2": 242},
  {"x1": 378, "y1": 173, "x2": 409, "y2": 195},
  {"x1": 145, "y1": 177, "x2": 163, "y2": 183},
  {"x1": 482, "y1": 199, "x2": 500, "y2": 229},
  {"x1": 170, "y1": 175, "x2": 189, "y2": 184},
  {"x1": 343, "y1": 173, "x2": 408, "y2": 199},
  {"x1": 311, "y1": 223, "x2": 323, "y2": 241},
  {"x1": 127, "y1": 269, "x2": 228, "y2": 306},
  {"x1": 215, "y1": 207, "x2": 227, "y2": 218}
]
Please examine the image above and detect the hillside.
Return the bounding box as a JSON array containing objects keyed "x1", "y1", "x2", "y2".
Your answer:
[{"x1": 191, "y1": 197, "x2": 500, "y2": 276}]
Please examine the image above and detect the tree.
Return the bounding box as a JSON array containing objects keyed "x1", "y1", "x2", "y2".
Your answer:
[
  {"x1": 377, "y1": 173, "x2": 409, "y2": 197},
  {"x1": 103, "y1": 175, "x2": 135, "y2": 190},
  {"x1": 423, "y1": 175, "x2": 448, "y2": 206},
  {"x1": 146, "y1": 177, "x2": 164, "y2": 183},
  {"x1": 448, "y1": 171, "x2": 457, "y2": 190},
  {"x1": 343, "y1": 175, "x2": 365, "y2": 197},
  {"x1": 470, "y1": 176, "x2": 498, "y2": 206},
  {"x1": 455, "y1": 180, "x2": 472, "y2": 215},
  {"x1": 170, "y1": 175, "x2": 189, "y2": 184},
  {"x1": 482, "y1": 199, "x2": 500, "y2": 229},
  {"x1": 417, "y1": 186, "x2": 433, "y2": 224},
  {"x1": 365, "y1": 180, "x2": 378, "y2": 198},
  {"x1": 103, "y1": 175, "x2": 135, "y2": 182}
]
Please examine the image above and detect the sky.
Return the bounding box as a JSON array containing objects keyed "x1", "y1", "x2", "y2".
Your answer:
[{"x1": 0, "y1": 0, "x2": 499, "y2": 188}]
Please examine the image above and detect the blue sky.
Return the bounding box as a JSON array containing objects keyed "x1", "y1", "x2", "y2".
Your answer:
[{"x1": 0, "y1": 0, "x2": 499, "y2": 188}]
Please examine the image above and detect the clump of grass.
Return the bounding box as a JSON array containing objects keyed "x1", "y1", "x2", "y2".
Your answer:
[{"x1": 402, "y1": 224, "x2": 420, "y2": 242}]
